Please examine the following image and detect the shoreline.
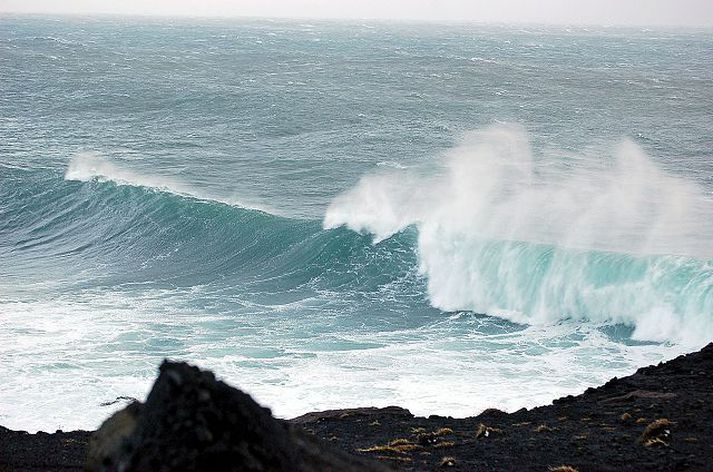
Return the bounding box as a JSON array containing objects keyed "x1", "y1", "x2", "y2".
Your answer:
[{"x1": 2, "y1": 343, "x2": 712, "y2": 471}]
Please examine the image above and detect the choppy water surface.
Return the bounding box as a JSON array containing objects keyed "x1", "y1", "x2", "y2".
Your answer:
[{"x1": 1, "y1": 16, "x2": 712, "y2": 431}]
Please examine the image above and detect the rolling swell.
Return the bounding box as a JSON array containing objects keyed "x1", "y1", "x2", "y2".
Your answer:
[{"x1": 1, "y1": 159, "x2": 418, "y2": 298}]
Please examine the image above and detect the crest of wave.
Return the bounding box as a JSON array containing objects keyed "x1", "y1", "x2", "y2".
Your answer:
[
  {"x1": 65, "y1": 151, "x2": 278, "y2": 215},
  {"x1": 324, "y1": 124, "x2": 713, "y2": 344},
  {"x1": 65, "y1": 151, "x2": 181, "y2": 190}
]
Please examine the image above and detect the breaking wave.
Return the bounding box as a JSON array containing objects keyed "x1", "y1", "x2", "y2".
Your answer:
[{"x1": 324, "y1": 125, "x2": 713, "y2": 343}]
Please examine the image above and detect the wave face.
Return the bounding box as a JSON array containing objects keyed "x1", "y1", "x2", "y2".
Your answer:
[
  {"x1": 4, "y1": 157, "x2": 407, "y2": 296},
  {"x1": 325, "y1": 125, "x2": 713, "y2": 343},
  {"x1": 2, "y1": 17, "x2": 713, "y2": 433}
]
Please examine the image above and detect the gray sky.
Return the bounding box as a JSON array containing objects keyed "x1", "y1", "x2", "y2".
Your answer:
[{"x1": 2, "y1": 0, "x2": 712, "y2": 27}]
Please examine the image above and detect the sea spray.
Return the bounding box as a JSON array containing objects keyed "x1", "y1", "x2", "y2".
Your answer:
[{"x1": 325, "y1": 125, "x2": 713, "y2": 342}]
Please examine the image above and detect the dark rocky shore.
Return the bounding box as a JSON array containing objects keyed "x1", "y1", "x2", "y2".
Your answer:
[{"x1": 2, "y1": 343, "x2": 712, "y2": 471}]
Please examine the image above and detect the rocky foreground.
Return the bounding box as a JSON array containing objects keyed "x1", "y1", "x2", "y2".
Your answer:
[{"x1": 1, "y1": 343, "x2": 712, "y2": 471}]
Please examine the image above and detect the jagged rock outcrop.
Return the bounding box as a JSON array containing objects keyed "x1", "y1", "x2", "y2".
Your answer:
[{"x1": 85, "y1": 361, "x2": 387, "y2": 472}]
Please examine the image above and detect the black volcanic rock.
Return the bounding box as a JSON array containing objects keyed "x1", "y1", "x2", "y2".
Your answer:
[
  {"x1": 88, "y1": 361, "x2": 387, "y2": 472},
  {"x1": 298, "y1": 343, "x2": 713, "y2": 471},
  {"x1": 0, "y1": 426, "x2": 91, "y2": 471}
]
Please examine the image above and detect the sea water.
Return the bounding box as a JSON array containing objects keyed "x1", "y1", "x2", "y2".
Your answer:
[{"x1": 1, "y1": 15, "x2": 712, "y2": 432}]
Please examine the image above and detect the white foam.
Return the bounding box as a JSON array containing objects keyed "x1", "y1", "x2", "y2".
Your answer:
[
  {"x1": 324, "y1": 125, "x2": 713, "y2": 343},
  {"x1": 0, "y1": 290, "x2": 695, "y2": 432}
]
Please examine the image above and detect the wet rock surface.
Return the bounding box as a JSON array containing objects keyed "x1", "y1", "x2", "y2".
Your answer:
[{"x1": 1, "y1": 343, "x2": 712, "y2": 471}]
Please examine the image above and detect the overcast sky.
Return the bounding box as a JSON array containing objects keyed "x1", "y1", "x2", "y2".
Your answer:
[{"x1": 2, "y1": 0, "x2": 712, "y2": 27}]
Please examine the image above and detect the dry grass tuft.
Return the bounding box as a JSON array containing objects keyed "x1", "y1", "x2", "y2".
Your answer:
[
  {"x1": 534, "y1": 424, "x2": 553, "y2": 433},
  {"x1": 433, "y1": 427, "x2": 454, "y2": 436},
  {"x1": 413, "y1": 428, "x2": 460, "y2": 448},
  {"x1": 357, "y1": 438, "x2": 424, "y2": 455},
  {"x1": 389, "y1": 439, "x2": 423, "y2": 453},
  {"x1": 620, "y1": 412, "x2": 632, "y2": 423},
  {"x1": 548, "y1": 466, "x2": 579, "y2": 472},
  {"x1": 394, "y1": 444, "x2": 423, "y2": 452},
  {"x1": 639, "y1": 418, "x2": 673, "y2": 446},
  {"x1": 475, "y1": 423, "x2": 502, "y2": 439},
  {"x1": 389, "y1": 438, "x2": 412, "y2": 446},
  {"x1": 376, "y1": 455, "x2": 412, "y2": 462},
  {"x1": 357, "y1": 445, "x2": 404, "y2": 454},
  {"x1": 643, "y1": 438, "x2": 668, "y2": 447},
  {"x1": 433, "y1": 441, "x2": 455, "y2": 449}
]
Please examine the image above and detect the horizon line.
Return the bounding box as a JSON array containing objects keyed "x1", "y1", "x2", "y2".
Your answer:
[{"x1": 2, "y1": 10, "x2": 713, "y2": 30}]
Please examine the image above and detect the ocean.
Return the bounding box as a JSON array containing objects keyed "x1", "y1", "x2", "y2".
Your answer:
[{"x1": 1, "y1": 15, "x2": 712, "y2": 432}]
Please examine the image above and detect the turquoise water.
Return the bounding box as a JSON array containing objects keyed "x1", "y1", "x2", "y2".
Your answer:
[{"x1": 1, "y1": 16, "x2": 712, "y2": 432}]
